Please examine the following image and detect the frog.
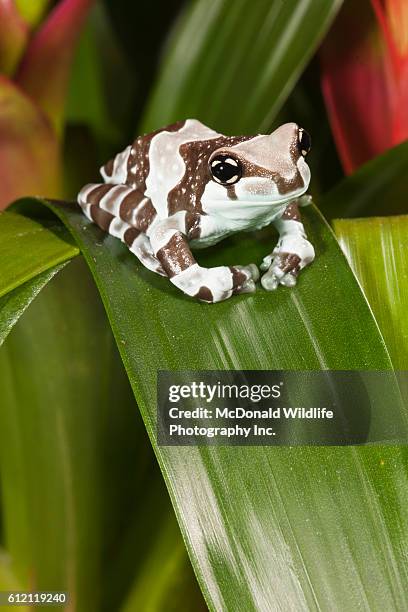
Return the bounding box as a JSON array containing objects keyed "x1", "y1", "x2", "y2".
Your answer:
[{"x1": 77, "y1": 119, "x2": 315, "y2": 303}]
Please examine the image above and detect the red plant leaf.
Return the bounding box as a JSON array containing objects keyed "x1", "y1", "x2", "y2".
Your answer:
[
  {"x1": 0, "y1": 76, "x2": 61, "y2": 209},
  {"x1": 321, "y1": 2, "x2": 397, "y2": 174},
  {"x1": 371, "y1": 0, "x2": 408, "y2": 143},
  {"x1": 15, "y1": 0, "x2": 95, "y2": 137},
  {"x1": 0, "y1": 0, "x2": 29, "y2": 75}
]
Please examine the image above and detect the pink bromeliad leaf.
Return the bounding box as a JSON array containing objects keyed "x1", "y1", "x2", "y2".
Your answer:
[
  {"x1": 321, "y1": 0, "x2": 408, "y2": 174},
  {"x1": 0, "y1": 0, "x2": 29, "y2": 75},
  {"x1": 0, "y1": 0, "x2": 94, "y2": 209},
  {"x1": 15, "y1": 0, "x2": 95, "y2": 136},
  {"x1": 0, "y1": 76, "x2": 60, "y2": 209},
  {"x1": 371, "y1": 0, "x2": 408, "y2": 143}
]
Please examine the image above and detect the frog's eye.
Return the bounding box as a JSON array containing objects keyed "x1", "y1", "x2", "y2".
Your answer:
[
  {"x1": 297, "y1": 128, "x2": 311, "y2": 156},
  {"x1": 209, "y1": 155, "x2": 242, "y2": 185}
]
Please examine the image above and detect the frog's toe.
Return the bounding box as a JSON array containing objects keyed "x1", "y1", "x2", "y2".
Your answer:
[
  {"x1": 260, "y1": 269, "x2": 280, "y2": 291},
  {"x1": 237, "y1": 278, "x2": 256, "y2": 294},
  {"x1": 280, "y1": 271, "x2": 297, "y2": 287},
  {"x1": 261, "y1": 265, "x2": 298, "y2": 290},
  {"x1": 260, "y1": 255, "x2": 273, "y2": 272},
  {"x1": 235, "y1": 263, "x2": 259, "y2": 282}
]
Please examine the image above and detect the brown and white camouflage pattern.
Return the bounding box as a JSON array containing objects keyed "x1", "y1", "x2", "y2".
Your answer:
[{"x1": 78, "y1": 119, "x2": 315, "y2": 302}]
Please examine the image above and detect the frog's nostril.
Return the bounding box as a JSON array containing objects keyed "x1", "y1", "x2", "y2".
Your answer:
[{"x1": 297, "y1": 128, "x2": 311, "y2": 156}]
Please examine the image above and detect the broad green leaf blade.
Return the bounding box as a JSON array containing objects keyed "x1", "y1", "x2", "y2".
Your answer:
[
  {"x1": 0, "y1": 259, "x2": 126, "y2": 606},
  {"x1": 334, "y1": 215, "x2": 408, "y2": 369},
  {"x1": 0, "y1": 211, "x2": 78, "y2": 298},
  {"x1": 141, "y1": 0, "x2": 343, "y2": 134},
  {"x1": 0, "y1": 258, "x2": 203, "y2": 611},
  {"x1": 321, "y1": 140, "x2": 408, "y2": 218},
  {"x1": 0, "y1": 264, "x2": 67, "y2": 346},
  {"x1": 14, "y1": 198, "x2": 407, "y2": 610},
  {"x1": 0, "y1": 257, "x2": 205, "y2": 611}
]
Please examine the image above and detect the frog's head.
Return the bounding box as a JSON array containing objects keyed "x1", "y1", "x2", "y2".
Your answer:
[{"x1": 202, "y1": 123, "x2": 311, "y2": 218}]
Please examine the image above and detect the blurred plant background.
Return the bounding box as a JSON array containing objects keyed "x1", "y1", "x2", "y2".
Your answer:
[{"x1": 1, "y1": 0, "x2": 408, "y2": 611}]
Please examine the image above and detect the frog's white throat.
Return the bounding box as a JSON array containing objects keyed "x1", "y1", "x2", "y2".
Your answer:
[
  {"x1": 200, "y1": 164, "x2": 310, "y2": 224},
  {"x1": 201, "y1": 200, "x2": 287, "y2": 231},
  {"x1": 201, "y1": 188, "x2": 309, "y2": 225}
]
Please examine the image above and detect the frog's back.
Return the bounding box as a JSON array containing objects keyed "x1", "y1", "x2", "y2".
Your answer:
[
  {"x1": 103, "y1": 118, "x2": 259, "y2": 221},
  {"x1": 78, "y1": 119, "x2": 227, "y2": 247},
  {"x1": 101, "y1": 119, "x2": 219, "y2": 216}
]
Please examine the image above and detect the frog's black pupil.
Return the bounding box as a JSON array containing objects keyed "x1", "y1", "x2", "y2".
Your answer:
[
  {"x1": 210, "y1": 155, "x2": 242, "y2": 185},
  {"x1": 297, "y1": 129, "x2": 311, "y2": 156}
]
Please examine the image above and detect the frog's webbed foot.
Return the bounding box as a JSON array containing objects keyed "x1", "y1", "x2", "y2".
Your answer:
[
  {"x1": 260, "y1": 252, "x2": 302, "y2": 290},
  {"x1": 260, "y1": 202, "x2": 315, "y2": 291},
  {"x1": 172, "y1": 262, "x2": 259, "y2": 302},
  {"x1": 261, "y1": 239, "x2": 314, "y2": 290},
  {"x1": 232, "y1": 264, "x2": 259, "y2": 294}
]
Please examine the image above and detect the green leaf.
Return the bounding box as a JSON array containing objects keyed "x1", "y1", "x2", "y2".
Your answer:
[
  {"x1": 321, "y1": 140, "x2": 408, "y2": 218},
  {"x1": 0, "y1": 265, "x2": 67, "y2": 346},
  {"x1": 0, "y1": 210, "x2": 78, "y2": 298},
  {"x1": 14, "y1": 0, "x2": 51, "y2": 27},
  {"x1": 0, "y1": 220, "x2": 205, "y2": 610},
  {"x1": 0, "y1": 258, "x2": 204, "y2": 610},
  {"x1": 141, "y1": 0, "x2": 343, "y2": 134},
  {"x1": 334, "y1": 215, "x2": 408, "y2": 369},
  {"x1": 0, "y1": 259, "x2": 124, "y2": 602},
  {"x1": 10, "y1": 197, "x2": 405, "y2": 610},
  {"x1": 121, "y1": 513, "x2": 207, "y2": 612}
]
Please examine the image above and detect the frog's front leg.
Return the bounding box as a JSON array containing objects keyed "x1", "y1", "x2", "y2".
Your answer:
[
  {"x1": 260, "y1": 200, "x2": 315, "y2": 290},
  {"x1": 149, "y1": 213, "x2": 259, "y2": 303}
]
